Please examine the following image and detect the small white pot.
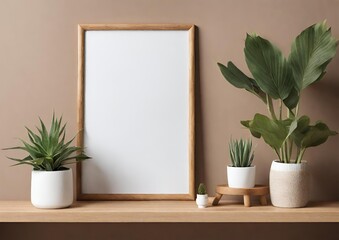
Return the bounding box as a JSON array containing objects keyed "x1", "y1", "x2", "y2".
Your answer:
[
  {"x1": 31, "y1": 168, "x2": 73, "y2": 209},
  {"x1": 196, "y1": 194, "x2": 208, "y2": 208},
  {"x1": 227, "y1": 165, "x2": 256, "y2": 188},
  {"x1": 270, "y1": 160, "x2": 309, "y2": 208}
]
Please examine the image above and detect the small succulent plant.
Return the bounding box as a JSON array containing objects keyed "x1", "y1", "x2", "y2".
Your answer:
[
  {"x1": 3, "y1": 114, "x2": 90, "y2": 171},
  {"x1": 197, "y1": 183, "x2": 207, "y2": 195},
  {"x1": 229, "y1": 138, "x2": 254, "y2": 167}
]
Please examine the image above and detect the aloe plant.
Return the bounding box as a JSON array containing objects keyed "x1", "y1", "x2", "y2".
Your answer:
[
  {"x1": 3, "y1": 114, "x2": 90, "y2": 171},
  {"x1": 229, "y1": 138, "x2": 254, "y2": 167},
  {"x1": 197, "y1": 183, "x2": 207, "y2": 195},
  {"x1": 218, "y1": 21, "x2": 337, "y2": 163}
]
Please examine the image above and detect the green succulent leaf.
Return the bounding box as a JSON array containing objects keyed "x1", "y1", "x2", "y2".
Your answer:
[
  {"x1": 197, "y1": 183, "x2": 207, "y2": 195},
  {"x1": 289, "y1": 21, "x2": 337, "y2": 91},
  {"x1": 3, "y1": 114, "x2": 90, "y2": 171},
  {"x1": 228, "y1": 138, "x2": 254, "y2": 167},
  {"x1": 11, "y1": 161, "x2": 36, "y2": 167},
  {"x1": 244, "y1": 34, "x2": 294, "y2": 100}
]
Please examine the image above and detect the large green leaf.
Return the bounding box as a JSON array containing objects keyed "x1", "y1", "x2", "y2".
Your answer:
[
  {"x1": 244, "y1": 34, "x2": 294, "y2": 100},
  {"x1": 289, "y1": 21, "x2": 337, "y2": 91},
  {"x1": 292, "y1": 116, "x2": 337, "y2": 148},
  {"x1": 291, "y1": 115, "x2": 311, "y2": 147},
  {"x1": 283, "y1": 87, "x2": 299, "y2": 110},
  {"x1": 300, "y1": 122, "x2": 337, "y2": 148},
  {"x1": 241, "y1": 120, "x2": 261, "y2": 138},
  {"x1": 241, "y1": 114, "x2": 297, "y2": 150},
  {"x1": 217, "y1": 62, "x2": 266, "y2": 103}
]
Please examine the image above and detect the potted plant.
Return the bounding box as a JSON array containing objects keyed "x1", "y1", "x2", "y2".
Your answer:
[
  {"x1": 196, "y1": 183, "x2": 208, "y2": 208},
  {"x1": 228, "y1": 138, "x2": 255, "y2": 188},
  {"x1": 218, "y1": 21, "x2": 337, "y2": 207},
  {"x1": 3, "y1": 114, "x2": 90, "y2": 209}
]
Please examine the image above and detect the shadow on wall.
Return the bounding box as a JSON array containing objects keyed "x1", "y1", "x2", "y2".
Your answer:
[
  {"x1": 308, "y1": 53, "x2": 339, "y2": 116},
  {"x1": 303, "y1": 53, "x2": 339, "y2": 201},
  {"x1": 307, "y1": 77, "x2": 339, "y2": 200},
  {"x1": 194, "y1": 27, "x2": 207, "y2": 192}
]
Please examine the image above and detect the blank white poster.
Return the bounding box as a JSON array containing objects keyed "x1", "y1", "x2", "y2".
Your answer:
[{"x1": 82, "y1": 30, "x2": 190, "y2": 194}]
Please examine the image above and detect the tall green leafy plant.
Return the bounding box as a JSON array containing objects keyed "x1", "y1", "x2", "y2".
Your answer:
[
  {"x1": 218, "y1": 21, "x2": 337, "y2": 163},
  {"x1": 3, "y1": 114, "x2": 90, "y2": 171}
]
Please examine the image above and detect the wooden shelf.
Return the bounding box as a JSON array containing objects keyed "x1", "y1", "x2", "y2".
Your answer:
[{"x1": 0, "y1": 200, "x2": 338, "y2": 223}]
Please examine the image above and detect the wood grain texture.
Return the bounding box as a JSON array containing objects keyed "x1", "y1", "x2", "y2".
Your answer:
[
  {"x1": 213, "y1": 185, "x2": 269, "y2": 207},
  {"x1": 76, "y1": 24, "x2": 196, "y2": 201},
  {"x1": 188, "y1": 25, "x2": 196, "y2": 199},
  {"x1": 79, "y1": 24, "x2": 194, "y2": 30},
  {"x1": 78, "y1": 194, "x2": 194, "y2": 201},
  {"x1": 215, "y1": 185, "x2": 269, "y2": 196},
  {"x1": 243, "y1": 195, "x2": 251, "y2": 207},
  {"x1": 0, "y1": 201, "x2": 338, "y2": 223},
  {"x1": 76, "y1": 25, "x2": 85, "y2": 199}
]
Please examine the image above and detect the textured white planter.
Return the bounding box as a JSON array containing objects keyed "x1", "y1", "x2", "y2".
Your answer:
[
  {"x1": 31, "y1": 168, "x2": 73, "y2": 209},
  {"x1": 196, "y1": 194, "x2": 208, "y2": 208},
  {"x1": 269, "y1": 160, "x2": 309, "y2": 208},
  {"x1": 227, "y1": 165, "x2": 256, "y2": 188}
]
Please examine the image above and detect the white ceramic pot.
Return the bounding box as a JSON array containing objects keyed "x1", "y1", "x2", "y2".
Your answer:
[
  {"x1": 31, "y1": 168, "x2": 73, "y2": 209},
  {"x1": 269, "y1": 160, "x2": 309, "y2": 208},
  {"x1": 196, "y1": 194, "x2": 208, "y2": 208},
  {"x1": 227, "y1": 165, "x2": 256, "y2": 188}
]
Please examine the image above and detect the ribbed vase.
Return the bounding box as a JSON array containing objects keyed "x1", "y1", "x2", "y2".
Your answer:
[{"x1": 269, "y1": 160, "x2": 309, "y2": 208}]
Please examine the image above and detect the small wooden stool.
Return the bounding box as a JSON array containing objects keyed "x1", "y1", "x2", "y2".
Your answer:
[{"x1": 212, "y1": 185, "x2": 269, "y2": 207}]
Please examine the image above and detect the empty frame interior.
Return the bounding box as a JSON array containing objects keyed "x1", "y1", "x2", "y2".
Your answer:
[{"x1": 77, "y1": 24, "x2": 195, "y2": 200}]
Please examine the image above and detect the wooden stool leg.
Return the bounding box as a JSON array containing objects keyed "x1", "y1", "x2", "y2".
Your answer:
[
  {"x1": 243, "y1": 195, "x2": 251, "y2": 207},
  {"x1": 259, "y1": 195, "x2": 267, "y2": 206},
  {"x1": 212, "y1": 193, "x2": 223, "y2": 206}
]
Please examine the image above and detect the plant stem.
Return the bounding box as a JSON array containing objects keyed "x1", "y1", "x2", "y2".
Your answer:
[
  {"x1": 279, "y1": 99, "x2": 283, "y2": 120},
  {"x1": 295, "y1": 102, "x2": 300, "y2": 117},
  {"x1": 286, "y1": 142, "x2": 290, "y2": 163},
  {"x1": 296, "y1": 148, "x2": 306, "y2": 164},
  {"x1": 288, "y1": 138, "x2": 293, "y2": 162},
  {"x1": 286, "y1": 108, "x2": 292, "y2": 163},
  {"x1": 275, "y1": 148, "x2": 282, "y2": 162},
  {"x1": 266, "y1": 95, "x2": 277, "y2": 120},
  {"x1": 285, "y1": 141, "x2": 289, "y2": 163},
  {"x1": 281, "y1": 144, "x2": 286, "y2": 163},
  {"x1": 296, "y1": 147, "x2": 301, "y2": 164}
]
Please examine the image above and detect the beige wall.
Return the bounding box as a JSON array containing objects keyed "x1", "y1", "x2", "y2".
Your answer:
[
  {"x1": 0, "y1": 0, "x2": 338, "y2": 203},
  {"x1": 1, "y1": 1, "x2": 338, "y2": 239}
]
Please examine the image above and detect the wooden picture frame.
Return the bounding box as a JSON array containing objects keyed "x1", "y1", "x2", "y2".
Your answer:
[{"x1": 77, "y1": 24, "x2": 195, "y2": 200}]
